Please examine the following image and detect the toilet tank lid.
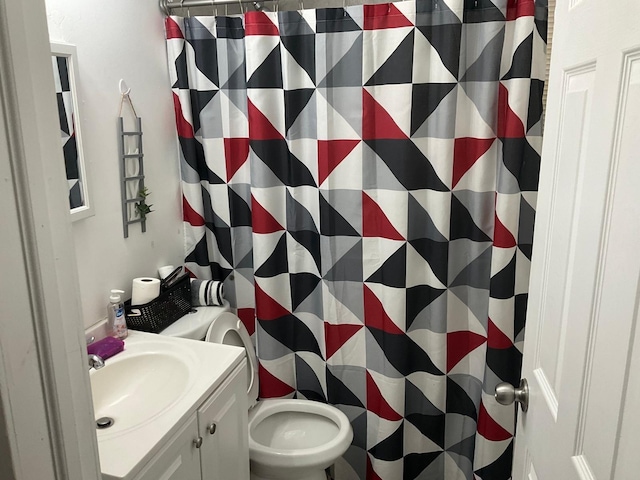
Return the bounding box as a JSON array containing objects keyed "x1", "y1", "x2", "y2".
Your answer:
[{"x1": 159, "y1": 303, "x2": 230, "y2": 339}]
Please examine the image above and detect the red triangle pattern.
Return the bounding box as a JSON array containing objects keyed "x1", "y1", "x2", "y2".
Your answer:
[
  {"x1": 452, "y1": 137, "x2": 496, "y2": 188},
  {"x1": 493, "y1": 214, "x2": 517, "y2": 248},
  {"x1": 224, "y1": 138, "x2": 250, "y2": 182},
  {"x1": 251, "y1": 196, "x2": 284, "y2": 233},
  {"x1": 318, "y1": 139, "x2": 360, "y2": 185},
  {"x1": 364, "y1": 285, "x2": 404, "y2": 335},
  {"x1": 325, "y1": 322, "x2": 363, "y2": 359},
  {"x1": 165, "y1": 17, "x2": 184, "y2": 39},
  {"x1": 255, "y1": 283, "x2": 290, "y2": 320},
  {"x1": 477, "y1": 402, "x2": 513, "y2": 441},
  {"x1": 244, "y1": 11, "x2": 280, "y2": 36},
  {"x1": 506, "y1": 0, "x2": 536, "y2": 20},
  {"x1": 237, "y1": 308, "x2": 256, "y2": 336},
  {"x1": 172, "y1": 93, "x2": 194, "y2": 139},
  {"x1": 248, "y1": 99, "x2": 283, "y2": 140},
  {"x1": 259, "y1": 364, "x2": 295, "y2": 398},
  {"x1": 363, "y1": 4, "x2": 414, "y2": 30},
  {"x1": 447, "y1": 331, "x2": 487, "y2": 372},
  {"x1": 367, "y1": 455, "x2": 385, "y2": 480},
  {"x1": 362, "y1": 90, "x2": 408, "y2": 140},
  {"x1": 497, "y1": 84, "x2": 525, "y2": 138},
  {"x1": 366, "y1": 371, "x2": 403, "y2": 421},
  {"x1": 183, "y1": 196, "x2": 205, "y2": 226},
  {"x1": 487, "y1": 318, "x2": 513, "y2": 349},
  {"x1": 362, "y1": 192, "x2": 405, "y2": 240}
]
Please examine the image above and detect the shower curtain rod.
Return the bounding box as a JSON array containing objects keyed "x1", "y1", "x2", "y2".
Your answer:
[{"x1": 160, "y1": 0, "x2": 272, "y2": 14}]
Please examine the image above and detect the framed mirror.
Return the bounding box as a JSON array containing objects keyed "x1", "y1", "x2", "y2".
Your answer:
[{"x1": 51, "y1": 42, "x2": 93, "y2": 221}]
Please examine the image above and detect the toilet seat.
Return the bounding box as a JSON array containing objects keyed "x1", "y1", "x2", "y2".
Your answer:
[
  {"x1": 205, "y1": 312, "x2": 259, "y2": 408},
  {"x1": 248, "y1": 399, "x2": 353, "y2": 470}
]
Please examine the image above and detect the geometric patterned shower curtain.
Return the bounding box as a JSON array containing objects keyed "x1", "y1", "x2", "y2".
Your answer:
[{"x1": 166, "y1": 1, "x2": 547, "y2": 478}]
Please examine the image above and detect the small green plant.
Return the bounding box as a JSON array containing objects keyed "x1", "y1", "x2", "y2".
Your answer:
[{"x1": 135, "y1": 187, "x2": 153, "y2": 219}]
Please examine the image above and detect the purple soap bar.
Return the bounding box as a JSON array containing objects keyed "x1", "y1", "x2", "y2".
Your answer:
[{"x1": 87, "y1": 336, "x2": 124, "y2": 360}]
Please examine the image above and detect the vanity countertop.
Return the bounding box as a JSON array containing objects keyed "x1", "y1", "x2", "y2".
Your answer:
[{"x1": 92, "y1": 330, "x2": 244, "y2": 480}]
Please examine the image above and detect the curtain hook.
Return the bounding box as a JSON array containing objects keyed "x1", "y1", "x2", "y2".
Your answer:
[
  {"x1": 299, "y1": 0, "x2": 304, "y2": 10},
  {"x1": 238, "y1": 0, "x2": 243, "y2": 14}
]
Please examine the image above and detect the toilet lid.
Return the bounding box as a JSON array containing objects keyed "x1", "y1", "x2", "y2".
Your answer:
[{"x1": 205, "y1": 312, "x2": 259, "y2": 408}]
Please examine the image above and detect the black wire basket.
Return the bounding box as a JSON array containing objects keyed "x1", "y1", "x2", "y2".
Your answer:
[{"x1": 125, "y1": 275, "x2": 192, "y2": 334}]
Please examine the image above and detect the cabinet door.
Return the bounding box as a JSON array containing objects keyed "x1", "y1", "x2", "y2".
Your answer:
[
  {"x1": 134, "y1": 413, "x2": 201, "y2": 480},
  {"x1": 199, "y1": 363, "x2": 250, "y2": 480}
]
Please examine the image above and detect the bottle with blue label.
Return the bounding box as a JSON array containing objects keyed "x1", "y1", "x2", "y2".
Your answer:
[{"x1": 107, "y1": 289, "x2": 128, "y2": 339}]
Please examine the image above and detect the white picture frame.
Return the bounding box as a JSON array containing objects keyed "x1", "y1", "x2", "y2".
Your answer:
[{"x1": 50, "y1": 42, "x2": 93, "y2": 221}]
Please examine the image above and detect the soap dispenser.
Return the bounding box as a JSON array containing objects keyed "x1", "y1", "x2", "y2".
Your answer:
[{"x1": 107, "y1": 289, "x2": 128, "y2": 339}]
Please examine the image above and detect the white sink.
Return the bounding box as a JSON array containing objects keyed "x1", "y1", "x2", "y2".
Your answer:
[
  {"x1": 91, "y1": 330, "x2": 245, "y2": 480},
  {"x1": 90, "y1": 350, "x2": 191, "y2": 435}
]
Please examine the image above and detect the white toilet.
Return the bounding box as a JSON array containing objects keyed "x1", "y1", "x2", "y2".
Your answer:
[{"x1": 160, "y1": 304, "x2": 353, "y2": 480}]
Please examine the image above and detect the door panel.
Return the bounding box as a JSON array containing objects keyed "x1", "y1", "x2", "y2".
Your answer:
[{"x1": 513, "y1": 1, "x2": 640, "y2": 479}]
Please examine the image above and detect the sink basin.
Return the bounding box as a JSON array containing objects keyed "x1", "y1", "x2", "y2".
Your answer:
[
  {"x1": 90, "y1": 349, "x2": 191, "y2": 435},
  {"x1": 90, "y1": 331, "x2": 245, "y2": 480}
]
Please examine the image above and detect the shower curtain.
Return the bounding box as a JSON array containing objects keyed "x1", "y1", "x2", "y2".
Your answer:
[{"x1": 166, "y1": 0, "x2": 547, "y2": 478}]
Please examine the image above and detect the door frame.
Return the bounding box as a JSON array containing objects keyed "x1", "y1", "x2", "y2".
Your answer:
[{"x1": 0, "y1": 0, "x2": 100, "y2": 478}]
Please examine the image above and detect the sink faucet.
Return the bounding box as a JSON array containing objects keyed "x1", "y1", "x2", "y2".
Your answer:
[{"x1": 88, "y1": 354, "x2": 105, "y2": 370}]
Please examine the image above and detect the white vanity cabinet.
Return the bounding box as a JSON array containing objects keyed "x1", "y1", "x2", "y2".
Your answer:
[{"x1": 132, "y1": 362, "x2": 249, "y2": 480}]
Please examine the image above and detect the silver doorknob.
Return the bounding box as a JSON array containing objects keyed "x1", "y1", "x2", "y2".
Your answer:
[{"x1": 495, "y1": 378, "x2": 529, "y2": 412}]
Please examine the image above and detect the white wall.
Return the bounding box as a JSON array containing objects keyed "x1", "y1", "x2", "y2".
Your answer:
[{"x1": 45, "y1": 0, "x2": 184, "y2": 327}]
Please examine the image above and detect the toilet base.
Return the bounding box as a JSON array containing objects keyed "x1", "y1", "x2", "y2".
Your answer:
[{"x1": 250, "y1": 466, "x2": 328, "y2": 480}]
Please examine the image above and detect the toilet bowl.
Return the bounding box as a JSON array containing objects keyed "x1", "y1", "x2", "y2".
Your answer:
[{"x1": 160, "y1": 305, "x2": 353, "y2": 480}]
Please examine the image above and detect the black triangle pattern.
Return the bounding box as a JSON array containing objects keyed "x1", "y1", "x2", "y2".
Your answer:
[
  {"x1": 258, "y1": 314, "x2": 323, "y2": 357},
  {"x1": 365, "y1": 30, "x2": 415, "y2": 86},
  {"x1": 450, "y1": 195, "x2": 492, "y2": 242},
  {"x1": 228, "y1": 186, "x2": 252, "y2": 227},
  {"x1": 284, "y1": 89, "x2": 315, "y2": 134},
  {"x1": 369, "y1": 422, "x2": 404, "y2": 461},
  {"x1": 404, "y1": 452, "x2": 444, "y2": 480},
  {"x1": 281, "y1": 35, "x2": 316, "y2": 84},
  {"x1": 409, "y1": 238, "x2": 449, "y2": 285},
  {"x1": 255, "y1": 234, "x2": 288, "y2": 277},
  {"x1": 368, "y1": 328, "x2": 443, "y2": 376},
  {"x1": 463, "y1": 0, "x2": 506, "y2": 23},
  {"x1": 416, "y1": 24, "x2": 462, "y2": 79},
  {"x1": 411, "y1": 83, "x2": 457, "y2": 136},
  {"x1": 326, "y1": 368, "x2": 365, "y2": 407},
  {"x1": 247, "y1": 45, "x2": 283, "y2": 89},
  {"x1": 290, "y1": 273, "x2": 321, "y2": 311},
  {"x1": 406, "y1": 285, "x2": 447, "y2": 330},
  {"x1": 365, "y1": 140, "x2": 449, "y2": 191},
  {"x1": 320, "y1": 194, "x2": 360, "y2": 237},
  {"x1": 294, "y1": 354, "x2": 327, "y2": 401},
  {"x1": 316, "y1": 8, "x2": 361, "y2": 33},
  {"x1": 502, "y1": 33, "x2": 533, "y2": 80},
  {"x1": 365, "y1": 244, "x2": 407, "y2": 288},
  {"x1": 252, "y1": 140, "x2": 317, "y2": 187},
  {"x1": 189, "y1": 90, "x2": 218, "y2": 135}
]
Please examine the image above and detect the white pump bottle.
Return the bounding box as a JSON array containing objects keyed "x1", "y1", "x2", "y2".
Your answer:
[{"x1": 107, "y1": 289, "x2": 128, "y2": 339}]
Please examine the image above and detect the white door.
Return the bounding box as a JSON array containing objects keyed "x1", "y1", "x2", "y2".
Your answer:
[{"x1": 511, "y1": 0, "x2": 640, "y2": 478}]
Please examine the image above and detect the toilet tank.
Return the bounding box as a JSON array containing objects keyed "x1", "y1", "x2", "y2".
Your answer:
[{"x1": 159, "y1": 303, "x2": 230, "y2": 340}]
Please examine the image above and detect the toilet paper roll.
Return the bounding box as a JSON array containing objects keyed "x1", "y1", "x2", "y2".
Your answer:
[
  {"x1": 157, "y1": 265, "x2": 175, "y2": 280},
  {"x1": 131, "y1": 277, "x2": 161, "y2": 305}
]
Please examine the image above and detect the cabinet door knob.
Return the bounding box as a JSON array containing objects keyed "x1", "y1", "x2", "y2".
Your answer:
[
  {"x1": 208, "y1": 423, "x2": 217, "y2": 435},
  {"x1": 194, "y1": 436, "x2": 203, "y2": 448}
]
